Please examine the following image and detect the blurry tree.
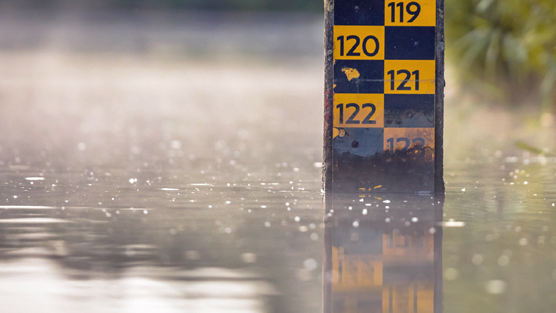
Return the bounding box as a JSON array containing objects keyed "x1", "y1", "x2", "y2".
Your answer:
[{"x1": 446, "y1": 0, "x2": 556, "y2": 112}]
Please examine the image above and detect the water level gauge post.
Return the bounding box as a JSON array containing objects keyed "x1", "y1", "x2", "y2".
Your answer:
[{"x1": 323, "y1": 0, "x2": 445, "y2": 197}]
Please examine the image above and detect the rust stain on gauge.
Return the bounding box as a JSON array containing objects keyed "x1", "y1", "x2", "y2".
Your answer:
[{"x1": 341, "y1": 68, "x2": 361, "y2": 81}]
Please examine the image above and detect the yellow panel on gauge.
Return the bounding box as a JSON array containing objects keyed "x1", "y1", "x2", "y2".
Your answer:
[
  {"x1": 334, "y1": 26, "x2": 385, "y2": 60},
  {"x1": 384, "y1": 60, "x2": 435, "y2": 94},
  {"x1": 384, "y1": 128, "x2": 434, "y2": 152},
  {"x1": 334, "y1": 94, "x2": 384, "y2": 128},
  {"x1": 384, "y1": 0, "x2": 436, "y2": 27}
]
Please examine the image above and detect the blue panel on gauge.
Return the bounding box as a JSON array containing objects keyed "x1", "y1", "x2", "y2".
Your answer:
[
  {"x1": 334, "y1": 0, "x2": 385, "y2": 26},
  {"x1": 334, "y1": 60, "x2": 384, "y2": 94},
  {"x1": 385, "y1": 27, "x2": 435, "y2": 60},
  {"x1": 333, "y1": 128, "x2": 384, "y2": 157},
  {"x1": 384, "y1": 94, "x2": 434, "y2": 127}
]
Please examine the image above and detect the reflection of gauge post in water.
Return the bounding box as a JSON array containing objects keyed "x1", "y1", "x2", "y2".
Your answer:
[
  {"x1": 323, "y1": 195, "x2": 443, "y2": 313},
  {"x1": 323, "y1": 0, "x2": 445, "y2": 195}
]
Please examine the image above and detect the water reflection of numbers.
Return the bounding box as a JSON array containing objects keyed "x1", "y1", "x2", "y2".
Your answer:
[
  {"x1": 387, "y1": 233, "x2": 409, "y2": 248},
  {"x1": 386, "y1": 137, "x2": 425, "y2": 153},
  {"x1": 384, "y1": 284, "x2": 434, "y2": 313},
  {"x1": 386, "y1": 232, "x2": 425, "y2": 248},
  {"x1": 337, "y1": 259, "x2": 382, "y2": 287}
]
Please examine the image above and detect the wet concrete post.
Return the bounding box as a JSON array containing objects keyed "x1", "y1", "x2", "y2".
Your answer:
[{"x1": 323, "y1": 0, "x2": 445, "y2": 197}]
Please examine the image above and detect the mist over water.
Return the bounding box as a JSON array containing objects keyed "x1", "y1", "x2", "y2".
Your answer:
[{"x1": 0, "y1": 10, "x2": 556, "y2": 313}]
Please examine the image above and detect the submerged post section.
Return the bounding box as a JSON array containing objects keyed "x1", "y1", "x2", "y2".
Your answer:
[{"x1": 323, "y1": 0, "x2": 444, "y2": 195}]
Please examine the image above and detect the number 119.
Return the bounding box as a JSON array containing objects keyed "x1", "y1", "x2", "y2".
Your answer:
[{"x1": 388, "y1": 2, "x2": 421, "y2": 23}]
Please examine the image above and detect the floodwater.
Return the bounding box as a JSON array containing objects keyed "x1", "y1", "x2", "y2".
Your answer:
[{"x1": 1, "y1": 10, "x2": 556, "y2": 313}]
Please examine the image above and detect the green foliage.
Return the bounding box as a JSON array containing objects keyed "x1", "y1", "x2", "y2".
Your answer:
[{"x1": 446, "y1": 0, "x2": 556, "y2": 110}]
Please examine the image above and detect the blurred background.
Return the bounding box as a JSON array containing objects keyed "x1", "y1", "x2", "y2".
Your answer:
[
  {"x1": 0, "y1": 1, "x2": 556, "y2": 313},
  {"x1": 0, "y1": 0, "x2": 322, "y2": 11},
  {"x1": 0, "y1": 0, "x2": 554, "y2": 164}
]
